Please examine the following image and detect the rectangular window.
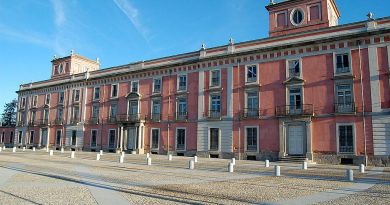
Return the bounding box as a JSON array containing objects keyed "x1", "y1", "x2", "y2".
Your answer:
[
  {"x1": 246, "y1": 65, "x2": 257, "y2": 83},
  {"x1": 131, "y1": 81, "x2": 139, "y2": 93},
  {"x1": 73, "y1": 106, "x2": 79, "y2": 123},
  {"x1": 1, "y1": 131, "x2": 4, "y2": 143},
  {"x1": 246, "y1": 91, "x2": 259, "y2": 117},
  {"x1": 71, "y1": 130, "x2": 77, "y2": 146},
  {"x1": 43, "y1": 108, "x2": 49, "y2": 123},
  {"x1": 18, "y1": 131, "x2": 22, "y2": 144},
  {"x1": 336, "y1": 53, "x2": 350, "y2": 74},
  {"x1": 45, "y1": 94, "x2": 50, "y2": 105},
  {"x1": 210, "y1": 70, "x2": 220, "y2": 87},
  {"x1": 92, "y1": 104, "x2": 99, "y2": 119},
  {"x1": 277, "y1": 12, "x2": 286, "y2": 27},
  {"x1": 57, "y1": 108, "x2": 63, "y2": 121},
  {"x1": 151, "y1": 128, "x2": 159, "y2": 149},
  {"x1": 153, "y1": 78, "x2": 161, "y2": 93},
  {"x1": 111, "y1": 84, "x2": 118, "y2": 98},
  {"x1": 210, "y1": 95, "x2": 221, "y2": 118},
  {"x1": 33, "y1": 95, "x2": 38, "y2": 107},
  {"x1": 178, "y1": 75, "x2": 187, "y2": 91},
  {"x1": 59, "y1": 92, "x2": 64, "y2": 104},
  {"x1": 74, "y1": 90, "x2": 80, "y2": 102},
  {"x1": 246, "y1": 127, "x2": 258, "y2": 152},
  {"x1": 176, "y1": 128, "x2": 186, "y2": 150},
  {"x1": 30, "y1": 130, "x2": 34, "y2": 144},
  {"x1": 21, "y1": 97, "x2": 26, "y2": 108},
  {"x1": 9, "y1": 131, "x2": 14, "y2": 144},
  {"x1": 151, "y1": 100, "x2": 161, "y2": 121},
  {"x1": 94, "y1": 87, "x2": 100, "y2": 100},
  {"x1": 177, "y1": 97, "x2": 187, "y2": 120},
  {"x1": 109, "y1": 104, "x2": 117, "y2": 121},
  {"x1": 309, "y1": 5, "x2": 320, "y2": 20},
  {"x1": 209, "y1": 128, "x2": 219, "y2": 151},
  {"x1": 91, "y1": 130, "x2": 97, "y2": 147},
  {"x1": 338, "y1": 125, "x2": 354, "y2": 153},
  {"x1": 289, "y1": 88, "x2": 302, "y2": 110},
  {"x1": 56, "y1": 130, "x2": 61, "y2": 145},
  {"x1": 31, "y1": 111, "x2": 36, "y2": 124},
  {"x1": 109, "y1": 130, "x2": 116, "y2": 148},
  {"x1": 288, "y1": 60, "x2": 300, "y2": 77},
  {"x1": 336, "y1": 84, "x2": 353, "y2": 112}
]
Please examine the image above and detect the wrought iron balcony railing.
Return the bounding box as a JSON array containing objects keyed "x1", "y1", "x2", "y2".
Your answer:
[
  {"x1": 241, "y1": 108, "x2": 260, "y2": 119},
  {"x1": 116, "y1": 114, "x2": 143, "y2": 123},
  {"x1": 149, "y1": 113, "x2": 161, "y2": 122},
  {"x1": 176, "y1": 112, "x2": 188, "y2": 121},
  {"x1": 88, "y1": 117, "x2": 99, "y2": 124},
  {"x1": 205, "y1": 110, "x2": 221, "y2": 119},
  {"x1": 275, "y1": 104, "x2": 314, "y2": 116},
  {"x1": 52, "y1": 118, "x2": 63, "y2": 125},
  {"x1": 334, "y1": 103, "x2": 356, "y2": 114}
]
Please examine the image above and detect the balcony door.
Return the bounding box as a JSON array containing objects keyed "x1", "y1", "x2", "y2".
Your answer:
[
  {"x1": 127, "y1": 127, "x2": 136, "y2": 150},
  {"x1": 289, "y1": 88, "x2": 302, "y2": 114},
  {"x1": 41, "y1": 128, "x2": 48, "y2": 147},
  {"x1": 288, "y1": 125, "x2": 304, "y2": 155},
  {"x1": 336, "y1": 84, "x2": 353, "y2": 112}
]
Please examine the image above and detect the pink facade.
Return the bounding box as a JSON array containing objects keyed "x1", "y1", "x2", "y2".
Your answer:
[{"x1": 12, "y1": 0, "x2": 390, "y2": 165}]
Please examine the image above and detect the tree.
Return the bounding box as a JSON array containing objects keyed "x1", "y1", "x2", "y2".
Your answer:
[{"x1": 1, "y1": 99, "x2": 17, "y2": 126}]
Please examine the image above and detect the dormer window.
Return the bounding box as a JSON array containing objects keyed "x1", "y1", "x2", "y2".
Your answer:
[
  {"x1": 291, "y1": 8, "x2": 304, "y2": 26},
  {"x1": 246, "y1": 65, "x2": 258, "y2": 83},
  {"x1": 288, "y1": 59, "x2": 301, "y2": 78},
  {"x1": 336, "y1": 53, "x2": 351, "y2": 74}
]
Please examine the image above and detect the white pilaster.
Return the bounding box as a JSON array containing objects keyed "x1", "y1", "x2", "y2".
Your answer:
[
  {"x1": 368, "y1": 46, "x2": 381, "y2": 112},
  {"x1": 198, "y1": 71, "x2": 204, "y2": 120},
  {"x1": 227, "y1": 67, "x2": 233, "y2": 118}
]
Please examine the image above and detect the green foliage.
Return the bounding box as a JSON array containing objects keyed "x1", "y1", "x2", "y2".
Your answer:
[{"x1": 1, "y1": 99, "x2": 17, "y2": 126}]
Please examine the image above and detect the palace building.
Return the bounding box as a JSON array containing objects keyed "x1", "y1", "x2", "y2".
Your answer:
[{"x1": 10, "y1": 0, "x2": 390, "y2": 165}]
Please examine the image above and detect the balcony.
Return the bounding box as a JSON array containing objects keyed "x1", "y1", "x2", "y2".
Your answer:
[
  {"x1": 176, "y1": 112, "x2": 188, "y2": 121},
  {"x1": 52, "y1": 118, "x2": 63, "y2": 125},
  {"x1": 70, "y1": 118, "x2": 79, "y2": 125},
  {"x1": 275, "y1": 104, "x2": 314, "y2": 117},
  {"x1": 107, "y1": 117, "x2": 117, "y2": 124},
  {"x1": 149, "y1": 113, "x2": 161, "y2": 122},
  {"x1": 37, "y1": 119, "x2": 49, "y2": 126},
  {"x1": 205, "y1": 110, "x2": 221, "y2": 119},
  {"x1": 241, "y1": 108, "x2": 260, "y2": 119},
  {"x1": 17, "y1": 121, "x2": 24, "y2": 127},
  {"x1": 28, "y1": 120, "x2": 37, "y2": 126},
  {"x1": 87, "y1": 117, "x2": 99, "y2": 125},
  {"x1": 117, "y1": 114, "x2": 143, "y2": 123},
  {"x1": 335, "y1": 103, "x2": 356, "y2": 114}
]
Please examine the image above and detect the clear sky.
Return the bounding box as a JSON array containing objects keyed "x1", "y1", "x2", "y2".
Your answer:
[{"x1": 0, "y1": 0, "x2": 389, "y2": 115}]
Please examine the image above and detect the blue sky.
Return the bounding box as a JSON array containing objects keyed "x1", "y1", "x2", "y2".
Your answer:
[{"x1": 0, "y1": 0, "x2": 389, "y2": 115}]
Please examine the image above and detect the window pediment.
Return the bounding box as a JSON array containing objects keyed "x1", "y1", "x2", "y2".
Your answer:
[
  {"x1": 283, "y1": 77, "x2": 305, "y2": 85},
  {"x1": 126, "y1": 92, "x2": 141, "y2": 99}
]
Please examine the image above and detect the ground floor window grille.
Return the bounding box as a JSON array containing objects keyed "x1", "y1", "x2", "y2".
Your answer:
[
  {"x1": 176, "y1": 129, "x2": 185, "y2": 150},
  {"x1": 339, "y1": 125, "x2": 353, "y2": 153},
  {"x1": 246, "y1": 127, "x2": 258, "y2": 152}
]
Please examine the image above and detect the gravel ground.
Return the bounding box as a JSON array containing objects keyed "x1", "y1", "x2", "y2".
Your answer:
[{"x1": 0, "y1": 149, "x2": 388, "y2": 204}]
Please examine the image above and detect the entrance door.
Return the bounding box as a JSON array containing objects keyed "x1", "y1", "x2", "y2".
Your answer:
[
  {"x1": 127, "y1": 127, "x2": 136, "y2": 150},
  {"x1": 288, "y1": 125, "x2": 304, "y2": 155},
  {"x1": 41, "y1": 128, "x2": 48, "y2": 147}
]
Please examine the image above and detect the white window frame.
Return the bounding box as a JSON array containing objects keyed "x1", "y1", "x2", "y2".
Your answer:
[
  {"x1": 244, "y1": 126, "x2": 259, "y2": 153},
  {"x1": 245, "y1": 89, "x2": 259, "y2": 110},
  {"x1": 110, "y1": 84, "x2": 119, "y2": 98},
  {"x1": 333, "y1": 50, "x2": 352, "y2": 75},
  {"x1": 91, "y1": 104, "x2": 99, "y2": 119},
  {"x1": 45, "y1": 94, "x2": 51, "y2": 106},
  {"x1": 55, "y1": 129, "x2": 62, "y2": 146},
  {"x1": 91, "y1": 129, "x2": 98, "y2": 148},
  {"x1": 32, "y1": 95, "x2": 38, "y2": 107},
  {"x1": 209, "y1": 93, "x2": 221, "y2": 114},
  {"x1": 286, "y1": 58, "x2": 303, "y2": 78},
  {"x1": 287, "y1": 85, "x2": 304, "y2": 106},
  {"x1": 108, "y1": 129, "x2": 116, "y2": 148},
  {"x1": 275, "y1": 10, "x2": 288, "y2": 27},
  {"x1": 210, "y1": 69, "x2": 221, "y2": 87},
  {"x1": 208, "y1": 127, "x2": 221, "y2": 152},
  {"x1": 74, "y1": 89, "x2": 80, "y2": 102},
  {"x1": 21, "y1": 97, "x2": 26, "y2": 108},
  {"x1": 58, "y1": 92, "x2": 65, "y2": 104},
  {"x1": 93, "y1": 87, "x2": 100, "y2": 100},
  {"x1": 336, "y1": 123, "x2": 356, "y2": 154},
  {"x1": 151, "y1": 99, "x2": 161, "y2": 114},
  {"x1": 175, "y1": 127, "x2": 186, "y2": 151},
  {"x1": 290, "y1": 7, "x2": 305, "y2": 26},
  {"x1": 150, "y1": 128, "x2": 160, "y2": 150},
  {"x1": 109, "y1": 103, "x2": 118, "y2": 119},
  {"x1": 131, "y1": 81, "x2": 139, "y2": 93},
  {"x1": 307, "y1": 3, "x2": 322, "y2": 21},
  {"x1": 153, "y1": 78, "x2": 162, "y2": 93},
  {"x1": 245, "y1": 65, "x2": 258, "y2": 84},
  {"x1": 177, "y1": 74, "x2": 187, "y2": 91}
]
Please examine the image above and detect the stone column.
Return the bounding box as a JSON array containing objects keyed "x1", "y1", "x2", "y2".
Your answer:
[
  {"x1": 306, "y1": 121, "x2": 313, "y2": 160},
  {"x1": 120, "y1": 126, "x2": 124, "y2": 152}
]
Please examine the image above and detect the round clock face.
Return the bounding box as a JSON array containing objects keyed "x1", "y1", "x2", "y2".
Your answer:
[{"x1": 291, "y1": 8, "x2": 304, "y2": 26}]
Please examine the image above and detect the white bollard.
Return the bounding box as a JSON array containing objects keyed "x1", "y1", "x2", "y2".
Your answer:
[
  {"x1": 96, "y1": 154, "x2": 100, "y2": 161},
  {"x1": 12, "y1": 147, "x2": 16, "y2": 153},
  {"x1": 61, "y1": 147, "x2": 64, "y2": 153},
  {"x1": 359, "y1": 164, "x2": 365, "y2": 173},
  {"x1": 121, "y1": 152, "x2": 125, "y2": 158},
  {"x1": 274, "y1": 165, "x2": 281, "y2": 176},
  {"x1": 33, "y1": 147, "x2": 36, "y2": 152},
  {"x1": 231, "y1": 158, "x2": 236, "y2": 165},
  {"x1": 189, "y1": 160, "x2": 195, "y2": 170},
  {"x1": 228, "y1": 162, "x2": 234, "y2": 173},
  {"x1": 146, "y1": 153, "x2": 150, "y2": 158},
  {"x1": 71, "y1": 151, "x2": 75, "y2": 159},
  {"x1": 347, "y1": 169, "x2": 354, "y2": 182},
  {"x1": 46, "y1": 147, "x2": 49, "y2": 153},
  {"x1": 119, "y1": 155, "x2": 124, "y2": 163},
  {"x1": 194, "y1": 156, "x2": 198, "y2": 163},
  {"x1": 0, "y1": 147, "x2": 2, "y2": 152},
  {"x1": 99, "y1": 150, "x2": 103, "y2": 155},
  {"x1": 265, "y1": 160, "x2": 270, "y2": 168},
  {"x1": 23, "y1": 147, "x2": 26, "y2": 152},
  {"x1": 302, "y1": 161, "x2": 308, "y2": 170},
  {"x1": 168, "y1": 154, "x2": 172, "y2": 161},
  {"x1": 147, "y1": 157, "x2": 152, "y2": 166},
  {"x1": 49, "y1": 150, "x2": 54, "y2": 156}
]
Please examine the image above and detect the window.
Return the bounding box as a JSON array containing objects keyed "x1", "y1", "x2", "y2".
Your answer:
[
  {"x1": 43, "y1": 108, "x2": 49, "y2": 122},
  {"x1": 246, "y1": 91, "x2": 259, "y2": 117},
  {"x1": 58, "y1": 64, "x2": 64, "y2": 73},
  {"x1": 210, "y1": 70, "x2": 220, "y2": 87},
  {"x1": 32, "y1": 95, "x2": 38, "y2": 107},
  {"x1": 288, "y1": 60, "x2": 300, "y2": 77},
  {"x1": 246, "y1": 65, "x2": 257, "y2": 83},
  {"x1": 176, "y1": 128, "x2": 186, "y2": 150},
  {"x1": 74, "y1": 90, "x2": 80, "y2": 102},
  {"x1": 29, "y1": 130, "x2": 34, "y2": 144},
  {"x1": 109, "y1": 130, "x2": 116, "y2": 148},
  {"x1": 92, "y1": 104, "x2": 99, "y2": 119},
  {"x1": 71, "y1": 130, "x2": 77, "y2": 146},
  {"x1": 177, "y1": 98, "x2": 187, "y2": 120},
  {"x1": 210, "y1": 95, "x2": 221, "y2": 118},
  {"x1": 309, "y1": 5, "x2": 320, "y2": 21},
  {"x1": 59, "y1": 92, "x2": 64, "y2": 104},
  {"x1": 129, "y1": 101, "x2": 138, "y2": 115},
  {"x1": 336, "y1": 84, "x2": 353, "y2": 112},
  {"x1": 289, "y1": 88, "x2": 302, "y2": 110},
  {"x1": 73, "y1": 106, "x2": 79, "y2": 122},
  {"x1": 94, "y1": 87, "x2": 100, "y2": 100},
  {"x1": 109, "y1": 104, "x2": 117, "y2": 121},
  {"x1": 151, "y1": 128, "x2": 159, "y2": 149},
  {"x1": 338, "y1": 125, "x2": 354, "y2": 153},
  {"x1": 44, "y1": 94, "x2": 50, "y2": 105},
  {"x1": 91, "y1": 130, "x2": 97, "y2": 147},
  {"x1": 336, "y1": 53, "x2": 350, "y2": 74},
  {"x1": 178, "y1": 75, "x2": 187, "y2": 91},
  {"x1": 131, "y1": 81, "x2": 139, "y2": 93},
  {"x1": 277, "y1": 12, "x2": 287, "y2": 27},
  {"x1": 209, "y1": 128, "x2": 219, "y2": 151},
  {"x1": 56, "y1": 130, "x2": 61, "y2": 145},
  {"x1": 111, "y1": 84, "x2": 118, "y2": 98},
  {"x1": 246, "y1": 127, "x2": 258, "y2": 152},
  {"x1": 1, "y1": 131, "x2": 4, "y2": 143},
  {"x1": 9, "y1": 131, "x2": 13, "y2": 144},
  {"x1": 153, "y1": 78, "x2": 161, "y2": 93},
  {"x1": 21, "y1": 97, "x2": 26, "y2": 108},
  {"x1": 18, "y1": 131, "x2": 22, "y2": 144},
  {"x1": 57, "y1": 107, "x2": 63, "y2": 121},
  {"x1": 291, "y1": 9, "x2": 304, "y2": 25},
  {"x1": 31, "y1": 111, "x2": 36, "y2": 124}
]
